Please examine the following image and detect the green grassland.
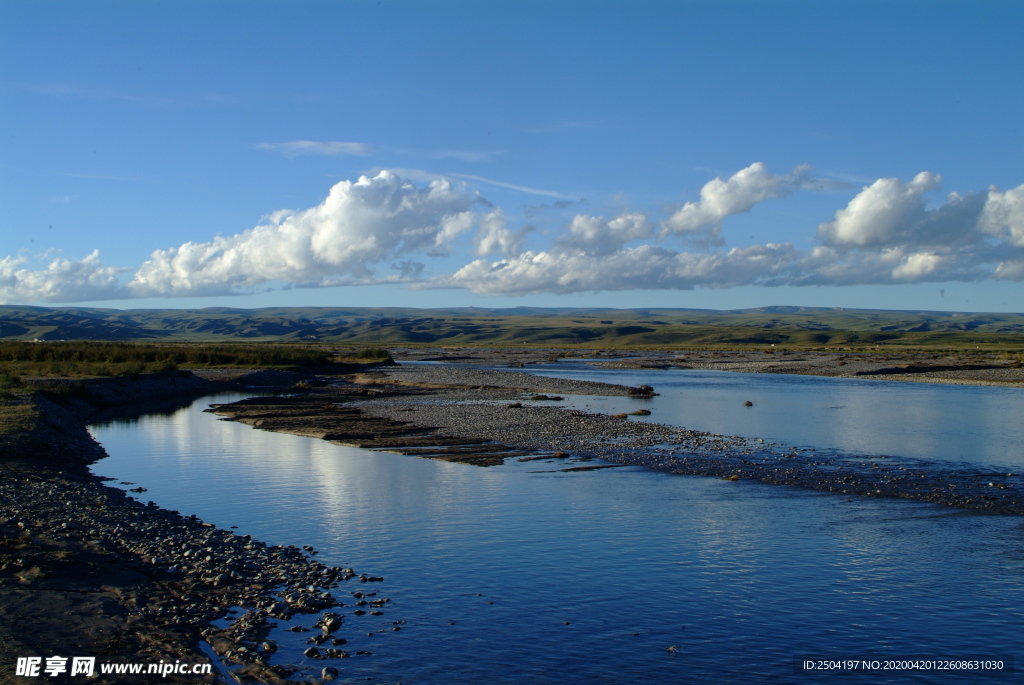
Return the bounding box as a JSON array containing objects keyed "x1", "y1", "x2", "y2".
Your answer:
[
  {"x1": 0, "y1": 340, "x2": 391, "y2": 387},
  {"x1": 0, "y1": 340, "x2": 338, "y2": 377},
  {"x1": 1, "y1": 304, "x2": 1022, "y2": 351}
]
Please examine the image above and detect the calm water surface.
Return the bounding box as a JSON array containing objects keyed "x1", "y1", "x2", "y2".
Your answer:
[
  {"x1": 88, "y1": 371, "x2": 1024, "y2": 684},
  {"x1": 517, "y1": 363, "x2": 1024, "y2": 468}
]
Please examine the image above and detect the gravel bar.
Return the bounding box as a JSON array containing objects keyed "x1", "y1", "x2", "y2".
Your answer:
[
  {"x1": 366, "y1": 363, "x2": 650, "y2": 395},
  {"x1": 348, "y1": 365, "x2": 1024, "y2": 515}
]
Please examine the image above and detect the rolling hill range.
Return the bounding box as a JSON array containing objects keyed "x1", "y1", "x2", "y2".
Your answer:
[{"x1": 1, "y1": 305, "x2": 1023, "y2": 349}]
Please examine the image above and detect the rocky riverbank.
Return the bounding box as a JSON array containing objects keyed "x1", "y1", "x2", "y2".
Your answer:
[
  {"x1": 210, "y1": 364, "x2": 1024, "y2": 516},
  {"x1": 0, "y1": 371, "x2": 388, "y2": 684}
]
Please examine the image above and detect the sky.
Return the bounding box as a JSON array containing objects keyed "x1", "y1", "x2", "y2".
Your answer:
[{"x1": 1, "y1": 0, "x2": 1022, "y2": 313}]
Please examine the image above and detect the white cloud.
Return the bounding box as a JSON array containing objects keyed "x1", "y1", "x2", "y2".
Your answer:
[
  {"x1": 890, "y1": 252, "x2": 944, "y2": 280},
  {"x1": 663, "y1": 162, "x2": 814, "y2": 239},
  {"x1": 438, "y1": 232, "x2": 1020, "y2": 295},
  {"x1": 817, "y1": 172, "x2": 943, "y2": 247},
  {"x1": 3, "y1": 166, "x2": 1023, "y2": 305},
  {"x1": 994, "y1": 260, "x2": 1024, "y2": 280},
  {"x1": 128, "y1": 171, "x2": 481, "y2": 297},
  {"x1": 438, "y1": 243, "x2": 802, "y2": 295},
  {"x1": 433, "y1": 170, "x2": 1024, "y2": 295},
  {"x1": 556, "y1": 212, "x2": 652, "y2": 256},
  {"x1": 979, "y1": 183, "x2": 1024, "y2": 247},
  {"x1": 808, "y1": 175, "x2": 1024, "y2": 285},
  {"x1": 0, "y1": 251, "x2": 127, "y2": 303},
  {"x1": 474, "y1": 210, "x2": 531, "y2": 257}
]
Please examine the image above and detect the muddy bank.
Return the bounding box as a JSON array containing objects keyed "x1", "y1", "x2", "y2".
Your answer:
[
  {"x1": 210, "y1": 364, "x2": 1024, "y2": 516},
  {"x1": 0, "y1": 371, "x2": 388, "y2": 684}
]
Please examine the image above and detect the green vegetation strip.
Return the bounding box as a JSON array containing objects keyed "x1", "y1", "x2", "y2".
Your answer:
[{"x1": 0, "y1": 341, "x2": 392, "y2": 379}]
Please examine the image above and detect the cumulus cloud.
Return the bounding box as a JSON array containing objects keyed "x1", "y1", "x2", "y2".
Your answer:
[
  {"x1": 439, "y1": 233, "x2": 1020, "y2": 295},
  {"x1": 662, "y1": 162, "x2": 817, "y2": 240},
  {"x1": 0, "y1": 251, "x2": 127, "y2": 303},
  {"x1": 979, "y1": 184, "x2": 1024, "y2": 247},
  {"x1": 438, "y1": 243, "x2": 802, "y2": 295},
  {"x1": 3, "y1": 165, "x2": 1023, "y2": 305},
  {"x1": 805, "y1": 175, "x2": 1024, "y2": 285},
  {"x1": 0, "y1": 171, "x2": 484, "y2": 304},
  {"x1": 817, "y1": 172, "x2": 944, "y2": 247},
  {"x1": 127, "y1": 171, "x2": 480, "y2": 297},
  {"x1": 474, "y1": 210, "x2": 531, "y2": 257},
  {"x1": 792, "y1": 246, "x2": 966, "y2": 286},
  {"x1": 435, "y1": 170, "x2": 1024, "y2": 295},
  {"x1": 555, "y1": 213, "x2": 652, "y2": 256},
  {"x1": 994, "y1": 260, "x2": 1024, "y2": 280}
]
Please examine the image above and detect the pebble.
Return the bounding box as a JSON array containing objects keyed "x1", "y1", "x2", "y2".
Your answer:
[{"x1": 0, "y1": 470, "x2": 389, "y2": 677}]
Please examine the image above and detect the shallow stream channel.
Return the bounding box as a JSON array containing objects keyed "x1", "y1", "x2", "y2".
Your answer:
[{"x1": 88, "y1": 366, "x2": 1024, "y2": 684}]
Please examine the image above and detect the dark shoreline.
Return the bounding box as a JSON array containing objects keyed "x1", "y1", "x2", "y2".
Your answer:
[{"x1": 0, "y1": 370, "x2": 386, "y2": 685}]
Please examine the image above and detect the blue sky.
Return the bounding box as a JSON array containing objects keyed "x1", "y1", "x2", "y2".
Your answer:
[{"x1": 2, "y1": 0, "x2": 1022, "y2": 312}]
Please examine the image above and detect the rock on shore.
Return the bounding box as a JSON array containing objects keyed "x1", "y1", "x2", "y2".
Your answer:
[{"x1": 0, "y1": 372, "x2": 382, "y2": 684}]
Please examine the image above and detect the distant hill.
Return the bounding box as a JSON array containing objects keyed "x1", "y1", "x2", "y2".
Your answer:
[{"x1": 1, "y1": 304, "x2": 1022, "y2": 348}]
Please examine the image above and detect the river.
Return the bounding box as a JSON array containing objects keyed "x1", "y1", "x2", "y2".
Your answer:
[{"x1": 88, "y1": 367, "x2": 1024, "y2": 683}]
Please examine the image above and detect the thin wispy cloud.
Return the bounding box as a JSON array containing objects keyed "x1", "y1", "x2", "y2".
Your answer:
[
  {"x1": 378, "y1": 169, "x2": 573, "y2": 200},
  {"x1": 523, "y1": 199, "x2": 582, "y2": 218},
  {"x1": 258, "y1": 140, "x2": 502, "y2": 163},
  {"x1": 256, "y1": 141, "x2": 379, "y2": 158},
  {"x1": 26, "y1": 83, "x2": 174, "y2": 108},
  {"x1": 407, "y1": 149, "x2": 503, "y2": 163},
  {"x1": 816, "y1": 170, "x2": 879, "y2": 186},
  {"x1": 447, "y1": 173, "x2": 578, "y2": 200},
  {"x1": 25, "y1": 82, "x2": 243, "y2": 109}
]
